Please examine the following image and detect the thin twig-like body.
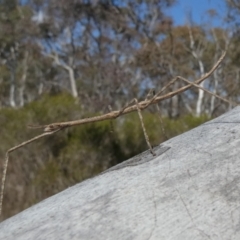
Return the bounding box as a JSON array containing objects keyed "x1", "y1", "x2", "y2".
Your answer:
[
  {"x1": 0, "y1": 51, "x2": 228, "y2": 218},
  {"x1": 30, "y1": 51, "x2": 227, "y2": 132}
]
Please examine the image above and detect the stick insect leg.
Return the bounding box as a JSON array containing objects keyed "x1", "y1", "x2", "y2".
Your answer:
[
  {"x1": 143, "y1": 77, "x2": 179, "y2": 110},
  {"x1": 0, "y1": 152, "x2": 9, "y2": 217},
  {"x1": 115, "y1": 93, "x2": 156, "y2": 155},
  {"x1": 115, "y1": 99, "x2": 137, "y2": 118},
  {"x1": 177, "y1": 76, "x2": 238, "y2": 106},
  {"x1": 133, "y1": 98, "x2": 155, "y2": 156},
  {"x1": 144, "y1": 89, "x2": 155, "y2": 101},
  {"x1": 0, "y1": 129, "x2": 61, "y2": 217}
]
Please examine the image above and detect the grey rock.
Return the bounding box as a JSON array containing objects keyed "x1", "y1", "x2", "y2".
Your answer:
[{"x1": 1, "y1": 106, "x2": 240, "y2": 240}]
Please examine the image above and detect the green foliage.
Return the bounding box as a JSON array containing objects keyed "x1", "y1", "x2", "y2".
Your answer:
[
  {"x1": 25, "y1": 94, "x2": 79, "y2": 123},
  {"x1": 163, "y1": 114, "x2": 210, "y2": 137}
]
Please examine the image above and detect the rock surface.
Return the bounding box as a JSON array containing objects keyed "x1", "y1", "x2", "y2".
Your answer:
[{"x1": 1, "y1": 107, "x2": 240, "y2": 240}]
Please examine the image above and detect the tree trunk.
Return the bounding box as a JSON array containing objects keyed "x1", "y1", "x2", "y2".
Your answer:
[
  {"x1": 195, "y1": 59, "x2": 205, "y2": 116},
  {"x1": 19, "y1": 51, "x2": 28, "y2": 107},
  {"x1": 9, "y1": 69, "x2": 16, "y2": 108},
  {"x1": 65, "y1": 65, "x2": 78, "y2": 98},
  {"x1": 49, "y1": 53, "x2": 78, "y2": 98}
]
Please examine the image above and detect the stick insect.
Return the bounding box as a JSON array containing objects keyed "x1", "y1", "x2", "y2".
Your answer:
[{"x1": 0, "y1": 51, "x2": 236, "y2": 218}]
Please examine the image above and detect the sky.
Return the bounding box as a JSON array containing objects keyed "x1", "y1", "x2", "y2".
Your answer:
[{"x1": 166, "y1": 0, "x2": 228, "y2": 27}]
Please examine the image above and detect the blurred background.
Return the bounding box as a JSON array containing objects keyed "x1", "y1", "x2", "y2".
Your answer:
[{"x1": 0, "y1": 0, "x2": 239, "y2": 220}]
